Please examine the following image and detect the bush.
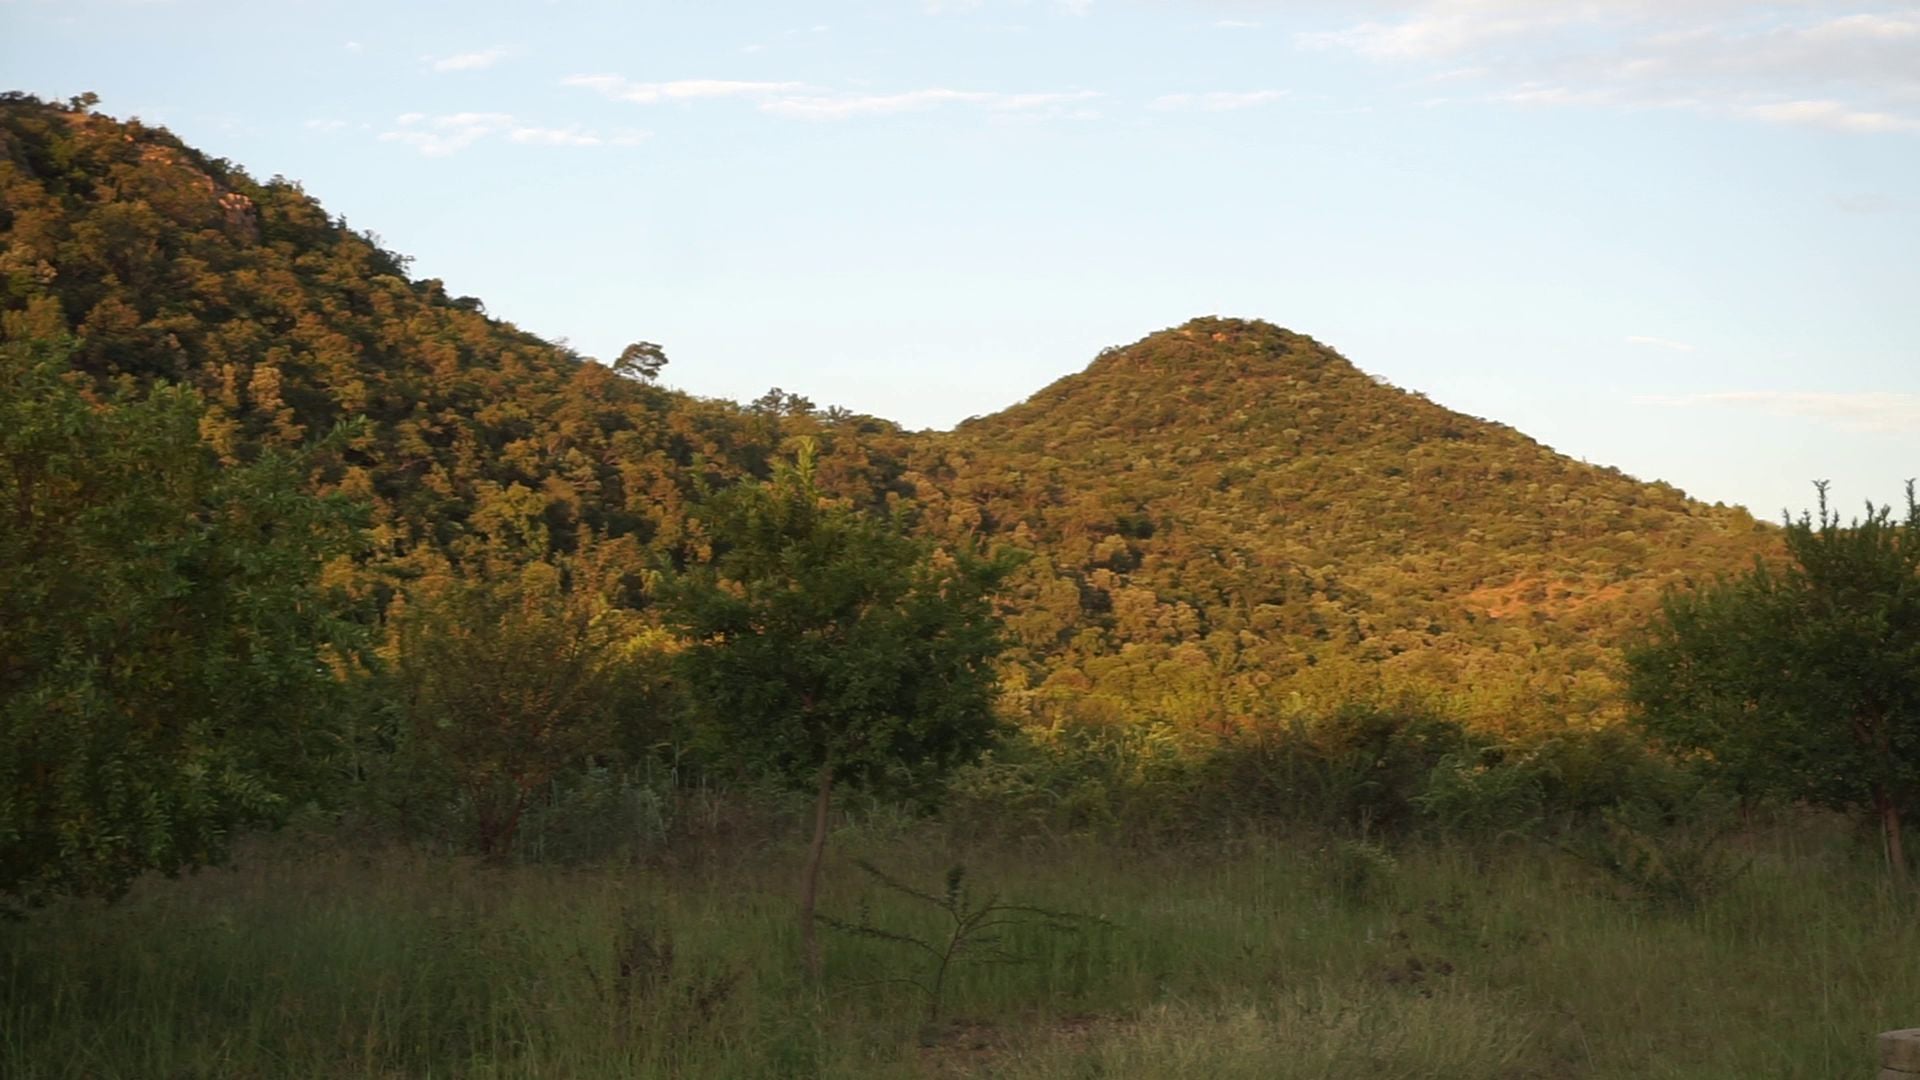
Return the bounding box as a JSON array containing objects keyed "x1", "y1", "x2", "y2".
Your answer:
[{"x1": 1201, "y1": 704, "x2": 1482, "y2": 835}]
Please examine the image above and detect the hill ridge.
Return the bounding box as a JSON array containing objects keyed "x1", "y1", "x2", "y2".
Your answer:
[{"x1": 0, "y1": 95, "x2": 1777, "y2": 730}]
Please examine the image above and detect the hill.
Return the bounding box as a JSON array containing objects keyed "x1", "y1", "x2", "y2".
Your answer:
[
  {"x1": 910, "y1": 319, "x2": 1776, "y2": 729},
  {"x1": 0, "y1": 94, "x2": 1775, "y2": 729},
  {"x1": 0, "y1": 94, "x2": 915, "y2": 572}
]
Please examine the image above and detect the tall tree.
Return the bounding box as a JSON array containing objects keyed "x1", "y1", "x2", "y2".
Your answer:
[
  {"x1": 393, "y1": 536, "x2": 665, "y2": 860},
  {"x1": 1628, "y1": 482, "x2": 1920, "y2": 880},
  {"x1": 0, "y1": 341, "x2": 363, "y2": 907},
  {"x1": 664, "y1": 443, "x2": 1011, "y2": 976}
]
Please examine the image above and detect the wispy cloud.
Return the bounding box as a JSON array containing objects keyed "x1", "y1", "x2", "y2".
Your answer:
[
  {"x1": 1151, "y1": 90, "x2": 1287, "y2": 111},
  {"x1": 925, "y1": 0, "x2": 1089, "y2": 13},
  {"x1": 1298, "y1": 2, "x2": 1920, "y2": 136},
  {"x1": 759, "y1": 88, "x2": 1101, "y2": 120},
  {"x1": 567, "y1": 74, "x2": 1101, "y2": 120},
  {"x1": 564, "y1": 75, "x2": 808, "y2": 104},
  {"x1": 1639, "y1": 390, "x2": 1920, "y2": 432},
  {"x1": 305, "y1": 118, "x2": 349, "y2": 132},
  {"x1": 1742, "y1": 99, "x2": 1920, "y2": 134},
  {"x1": 509, "y1": 125, "x2": 649, "y2": 147},
  {"x1": 1625, "y1": 335, "x2": 1695, "y2": 352},
  {"x1": 430, "y1": 46, "x2": 512, "y2": 73},
  {"x1": 378, "y1": 112, "x2": 644, "y2": 156}
]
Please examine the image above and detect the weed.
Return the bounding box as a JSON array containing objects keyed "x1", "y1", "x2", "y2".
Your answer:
[{"x1": 820, "y1": 859, "x2": 1102, "y2": 1022}]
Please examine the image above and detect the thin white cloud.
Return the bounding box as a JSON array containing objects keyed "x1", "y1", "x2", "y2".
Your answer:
[
  {"x1": 1151, "y1": 90, "x2": 1287, "y2": 111},
  {"x1": 1299, "y1": 2, "x2": 1920, "y2": 136},
  {"x1": 1742, "y1": 99, "x2": 1920, "y2": 134},
  {"x1": 564, "y1": 74, "x2": 808, "y2": 104},
  {"x1": 344, "y1": 41, "x2": 364, "y2": 54},
  {"x1": 761, "y1": 88, "x2": 1100, "y2": 120},
  {"x1": 1213, "y1": 19, "x2": 1260, "y2": 30},
  {"x1": 430, "y1": 46, "x2": 512, "y2": 73},
  {"x1": 925, "y1": 0, "x2": 1088, "y2": 15},
  {"x1": 1639, "y1": 391, "x2": 1920, "y2": 432},
  {"x1": 379, "y1": 112, "x2": 641, "y2": 156},
  {"x1": 1625, "y1": 335, "x2": 1695, "y2": 352},
  {"x1": 508, "y1": 126, "x2": 598, "y2": 147},
  {"x1": 379, "y1": 112, "x2": 511, "y2": 155}
]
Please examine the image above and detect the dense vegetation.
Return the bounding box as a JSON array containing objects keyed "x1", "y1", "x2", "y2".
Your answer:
[
  {"x1": 2, "y1": 94, "x2": 1913, "y2": 1077},
  {"x1": 1630, "y1": 482, "x2": 1920, "y2": 879},
  {"x1": 0, "y1": 93, "x2": 1776, "y2": 740},
  {"x1": 0, "y1": 338, "x2": 359, "y2": 906},
  {"x1": 927, "y1": 322, "x2": 1776, "y2": 733}
]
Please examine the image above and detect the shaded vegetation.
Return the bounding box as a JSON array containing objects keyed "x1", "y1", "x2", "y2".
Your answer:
[{"x1": 2, "y1": 818, "x2": 1913, "y2": 1078}]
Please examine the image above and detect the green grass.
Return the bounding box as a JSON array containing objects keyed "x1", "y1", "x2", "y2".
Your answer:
[{"x1": 4, "y1": 817, "x2": 1915, "y2": 1078}]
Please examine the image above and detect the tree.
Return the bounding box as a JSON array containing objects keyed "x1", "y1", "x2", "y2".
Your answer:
[
  {"x1": 393, "y1": 537, "x2": 665, "y2": 859},
  {"x1": 1627, "y1": 482, "x2": 1920, "y2": 880},
  {"x1": 663, "y1": 443, "x2": 1012, "y2": 976},
  {"x1": 0, "y1": 341, "x2": 363, "y2": 907},
  {"x1": 612, "y1": 341, "x2": 668, "y2": 381}
]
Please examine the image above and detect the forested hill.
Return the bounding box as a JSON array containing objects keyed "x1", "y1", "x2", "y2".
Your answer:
[
  {"x1": 0, "y1": 93, "x2": 899, "y2": 576},
  {"x1": 910, "y1": 320, "x2": 1778, "y2": 729},
  {"x1": 1, "y1": 95, "x2": 1776, "y2": 728}
]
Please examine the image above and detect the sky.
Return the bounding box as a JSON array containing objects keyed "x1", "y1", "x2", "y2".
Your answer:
[{"x1": 6, "y1": 0, "x2": 1918, "y2": 520}]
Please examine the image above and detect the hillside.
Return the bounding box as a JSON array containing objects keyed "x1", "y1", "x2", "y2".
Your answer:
[
  {"x1": 0, "y1": 93, "x2": 902, "y2": 579},
  {"x1": 0, "y1": 95, "x2": 1776, "y2": 729},
  {"x1": 910, "y1": 319, "x2": 1776, "y2": 729}
]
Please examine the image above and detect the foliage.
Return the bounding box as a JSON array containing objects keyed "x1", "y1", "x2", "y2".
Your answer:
[
  {"x1": 664, "y1": 446, "x2": 1011, "y2": 802},
  {"x1": 924, "y1": 317, "x2": 1777, "y2": 735},
  {"x1": 0, "y1": 95, "x2": 1784, "y2": 740},
  {"x1": 664, "y1": 444, "x2": 1011, "y2": 974},
  {"x1": 1628, "y1": 482, "x2": 1920, "y2": 877},
  {"x1": 1562, "y1": 791, "x2": 1749, "y2": 911},
  {"x1": 943, "y1": 710, "x2": 1700, "y2": 847},
  {"x1": 0, "y1": 339, "x2": 361, "y2": 906},
  {"x1": 391, "y1": 538, "x2": 668, "y2": 859}
]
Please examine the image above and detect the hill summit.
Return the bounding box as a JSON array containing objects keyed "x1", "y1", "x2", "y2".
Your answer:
[{"x1": 910, "y1": 318, "x2": 1774, "y2": 729}]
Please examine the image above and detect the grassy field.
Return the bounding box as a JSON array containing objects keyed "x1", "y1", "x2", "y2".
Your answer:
[{"x1": 4, "y1": 814, "x2": 1915, "y2": 1078}]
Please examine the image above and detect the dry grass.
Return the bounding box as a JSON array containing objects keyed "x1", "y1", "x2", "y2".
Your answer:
[{"x1": 3, "y1": 815, "x2": 1914, "y2": 1078}]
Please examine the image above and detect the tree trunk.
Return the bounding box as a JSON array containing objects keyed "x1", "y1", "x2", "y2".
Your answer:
[
  {"x1": 1875, "y1": 788, "x2": 1908, "y2": 884},
  {"x1": 799, "y1": 760, "x2": 834, "y2": 980}
]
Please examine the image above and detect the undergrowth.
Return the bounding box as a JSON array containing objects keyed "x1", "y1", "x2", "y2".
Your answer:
[{"x1": 3, "y1": 811, "x2": 1913, "y2": 1079}]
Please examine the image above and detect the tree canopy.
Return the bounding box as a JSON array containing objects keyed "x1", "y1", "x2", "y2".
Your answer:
[
  {"x1": 1628, "y1": 483, "x2": 1920, "y2": 878},
  {"x1": 664, "y1": 443, "x2": 1012, "y2": 973},
  {"x1": 0, "y1": 340, "x2": 362, "y2": 906}
]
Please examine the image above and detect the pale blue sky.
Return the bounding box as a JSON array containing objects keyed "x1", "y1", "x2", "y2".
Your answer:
[{"x1": 7, "y1": 0, "x2": 1917, "y2": 519}]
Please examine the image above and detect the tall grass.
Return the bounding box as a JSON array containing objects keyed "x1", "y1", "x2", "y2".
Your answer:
[{"x1": 4, "y1": 815, "x2": 1914, "y2": 1078}]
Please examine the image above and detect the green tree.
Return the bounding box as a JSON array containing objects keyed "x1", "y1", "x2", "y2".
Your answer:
[
  {"x1": 0, "y1": 341, "x2": 362, "y2": 907},
  {"x1": 1628, "y1": 482, "x2": 1920, "y2": 880},
  {"x1": 612, "y1": 340, "x2": 668, "y2": 381},
  {"x1": 664, "y1": 443, "x2": 1012, "y2": 976},
  {"x1": 393, "y1": 537, "x2": 666, "y2": 859}
]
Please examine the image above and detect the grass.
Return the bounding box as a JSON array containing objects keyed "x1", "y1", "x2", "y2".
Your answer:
[{"x1": 3, "y1": 814, "x2": 1915, "y2": 1078}]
